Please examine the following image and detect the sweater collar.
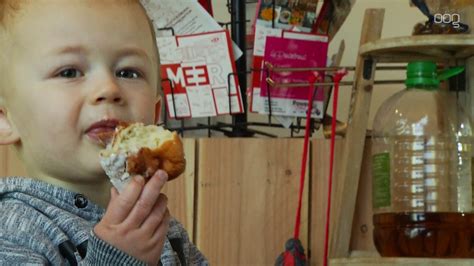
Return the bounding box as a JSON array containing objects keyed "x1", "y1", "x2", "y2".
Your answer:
[{"x1": 0, "y1": 176, "x2": 104, "y2": 221}]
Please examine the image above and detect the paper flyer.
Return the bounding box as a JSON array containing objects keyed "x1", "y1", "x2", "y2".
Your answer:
[
  {"x1": 141, "y1": 0, "x2": 243, "y2": 59},
  {"x1": 249, "y1": 24, "x2": 328, "y2": 114},
  {"x1": 158, "y1": 30, "x2": 243, "y2": 119},
  {"x1": 258, "y1": 35, "x2": 328, "y2": 118}
]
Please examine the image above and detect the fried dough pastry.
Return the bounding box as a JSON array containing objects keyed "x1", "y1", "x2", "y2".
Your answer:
[{"x1": 99, "y1": 123, "x2": 185, "y2": 191}]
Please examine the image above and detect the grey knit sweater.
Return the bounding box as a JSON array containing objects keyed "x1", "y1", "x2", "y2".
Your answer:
[{"x1": 0, "y1": 177, "x2": 208, "y2": 265}]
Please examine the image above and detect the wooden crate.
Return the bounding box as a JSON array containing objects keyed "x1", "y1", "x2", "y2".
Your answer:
[
  {"x1": 311, "y1": 139, "x2": 345, "y2": 266},
  {"x1": 196, "y1": 138, "x2": 310, "y2": 265}
]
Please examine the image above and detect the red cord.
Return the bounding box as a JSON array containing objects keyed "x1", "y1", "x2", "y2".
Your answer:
[
  {"x1": 293, "y1": 73, "x2": 320, "y2": 240},
  {"x1": 323, "y1": 70, "x2": 347, "y2": 266},
  {"x1": 291, "y1": 70, "x2": 347, "y2": 266}
]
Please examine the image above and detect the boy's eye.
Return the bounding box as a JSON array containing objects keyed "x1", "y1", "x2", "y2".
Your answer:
[
  {"x1": 116, "y1": 69, "x2": 141, "y2": 79},
  {"x1": 58, "y1": 68, "x2": 83, "y2": 78}
]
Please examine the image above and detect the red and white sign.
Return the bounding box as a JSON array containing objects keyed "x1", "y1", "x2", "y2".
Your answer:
[{"x1": 158, "y1": 30, "x2": 243, "y2": 119}]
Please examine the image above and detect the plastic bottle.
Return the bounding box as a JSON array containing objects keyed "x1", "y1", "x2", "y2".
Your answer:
[{"x1": 371, "y1": 61, "x2": 473, "y2": 257}]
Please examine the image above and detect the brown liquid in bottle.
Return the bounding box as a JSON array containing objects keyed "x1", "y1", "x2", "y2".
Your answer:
[{"x1": 373, "y1": 212, "x2": 474, "y2": 257}]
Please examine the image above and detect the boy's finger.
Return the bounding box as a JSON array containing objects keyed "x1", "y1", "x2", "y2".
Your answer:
[
  {"x1": 103, "y1": 175, "x2": 145, "y2": 223},
  {"x1": 110, "y1": 187, "x2": 118, "y2": 200},
  {"x1": 139, "y1": 194, "x2": 168, "y2": 234},
  {"x1": 151, "y1": 209, "x2": 171, "y2": 244},
  {"x1": 102, "y1": 187, "x2": 117, "y2": 218},
  {"x1": 123, "y1": 170, "x2": 168, "y2": 227}
]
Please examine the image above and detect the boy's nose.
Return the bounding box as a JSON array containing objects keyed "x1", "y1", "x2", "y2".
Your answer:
[{"x1": 91, "y1": 78, "x2": 125, "y2": 105}]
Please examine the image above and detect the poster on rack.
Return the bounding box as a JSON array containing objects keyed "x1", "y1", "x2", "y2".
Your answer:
[
  {"x1": 158, "y1": 30, "x2": 243, "y2": 119},
  {"x1": 258, "y1": 35, "x2": 328, "y2": 118},
  {"x1": 249, "y1": 24, "x2": 328, "y2": 113},
  {"x1": 254, "y1": 0, "x2": 319, "y2": 32},
  {"x1": 141, "y1": 0, "x2": 242, "y2": 59}
]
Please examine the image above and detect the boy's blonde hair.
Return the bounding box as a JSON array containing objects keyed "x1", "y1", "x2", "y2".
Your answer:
[
  {"x1": 0, "y1": 1, "x2": 17, "y2": 26},
  {"x1": 0, "y1": 0, "x2": 141, "y2": 26}
]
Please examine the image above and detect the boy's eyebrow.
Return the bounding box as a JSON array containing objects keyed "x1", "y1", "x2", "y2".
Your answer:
[
  {"x1": 116, "y1": 47, "x2": 153, "y2": 62},
  {"x1": 48, "y1": 46, "x2": 152, "y2": 62},
  {"x1": 50, "y1": 45, "x2": 89, "y2": 55}
]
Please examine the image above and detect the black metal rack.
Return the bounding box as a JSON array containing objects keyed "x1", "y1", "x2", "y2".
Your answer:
[{"x1": 160, "y1": 0, "x2": 350, "y2": 138}]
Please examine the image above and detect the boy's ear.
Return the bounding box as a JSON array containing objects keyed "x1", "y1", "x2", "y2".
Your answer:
[
  {"x1": 0, "y1": 107, "x2": 20, "y2": 145},
  {"x1": 154, "y1": 97, "x2": 162, "y2": 125}
]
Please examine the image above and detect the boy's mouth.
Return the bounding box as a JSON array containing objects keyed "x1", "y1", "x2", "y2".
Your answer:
[{"x1": 86, "y1": 119, "x2": 121, "y2": 145}]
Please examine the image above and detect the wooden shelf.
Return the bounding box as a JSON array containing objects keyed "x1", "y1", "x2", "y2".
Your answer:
[
  {"x1": 331, "y1": 257, "x2": 474, "y2": 266},
  {"x1": 359, "y1": 35, "x2": 474, "y2": 62}
]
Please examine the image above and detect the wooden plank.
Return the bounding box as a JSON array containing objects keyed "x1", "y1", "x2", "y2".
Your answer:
[
  {"x1": 359, "y1": 35, "x2": 474, "y2": 61},
  {"x1": 311, "y1": 139, "x2": 376, "y2": 265},
  {"x1": 162, "y1": 138, "x2": 196, "y2": 240},
  {"x1": 349, "y1": 140, "x2": 376, "y2": 252},
  {"x1": 196, "y1": 138, "x2": 309, "y2": 265},
  {"x1": 371, "y1": 53, "x2": 451, "y2": 63},
  {"x1": 310, "y1": 139, "x2": 344, "y2": 266},
  {"x1": 329, "y1": 8, "x2": 384, "y2": 259},
  {"x1": 330, "y1": 256, "x2": 474, "y2": 266}
]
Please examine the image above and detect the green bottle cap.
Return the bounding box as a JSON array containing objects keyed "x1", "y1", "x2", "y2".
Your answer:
[
  {"x1": 405, "y1": 61, "x2": 465, "y2": 90},
  {"x1": 405, "y1": 61, "x2": 439, "y2": 88}
]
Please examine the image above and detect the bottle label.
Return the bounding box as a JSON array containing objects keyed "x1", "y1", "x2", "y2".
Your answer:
[{"x1": 373, "y1": 153, "x2": 391, "y2": 208}]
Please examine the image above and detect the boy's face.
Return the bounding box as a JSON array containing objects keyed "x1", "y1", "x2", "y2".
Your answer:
[{"x1": 3, "y1": 0, "x2": 160, "y2": 182}]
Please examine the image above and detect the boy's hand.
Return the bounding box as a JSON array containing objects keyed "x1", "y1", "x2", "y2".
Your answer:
[{"x1": 94, "y1": 170, "x2": 170, "y2": 265}]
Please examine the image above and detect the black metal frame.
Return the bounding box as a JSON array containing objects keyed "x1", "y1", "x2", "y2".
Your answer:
[{"x1": 160, "y1": 0, "x2": 343, "y2": 138}]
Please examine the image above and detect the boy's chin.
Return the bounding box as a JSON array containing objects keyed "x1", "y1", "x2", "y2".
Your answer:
[
  {"x1": 80, "y1": 163, "x2": 110, "y2": 181},
  {"x1": 75, "y1": 169, "x2": 108, "y2": 181}
]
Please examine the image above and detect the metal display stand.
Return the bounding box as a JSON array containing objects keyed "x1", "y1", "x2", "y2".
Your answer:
[{"x1": 162, "y1": 0, "x2": 331, "y2": 138}]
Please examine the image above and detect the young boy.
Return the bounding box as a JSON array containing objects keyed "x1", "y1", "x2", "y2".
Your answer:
[{"x1": 0, "y1": 0, "x2": 207, "y2": 265}]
